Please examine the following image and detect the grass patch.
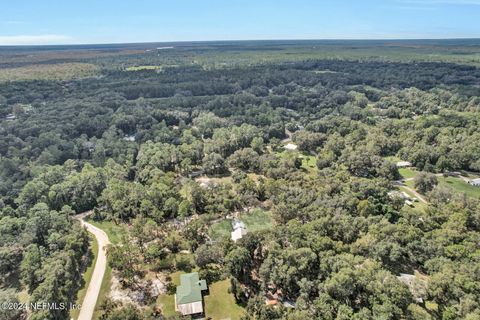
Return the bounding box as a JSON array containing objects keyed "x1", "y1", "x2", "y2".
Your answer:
[
  {"x1": 17, "y1": 290, "x2": 29, "y2": 304},
  {"x1": 300, "y1": 153, "x2": 317, "y2": 172},
  {"x1": 71, "y1": 234, "x2": 99, "y2": 320},
  {"x1": 438, "y1": 176, "x2": 480, "y2": 199},
  {"x1": 0, "y1": 63, "x2": 99, "y2": 82},
  {"x1": 399, "y1": 168, "x2": 418, "y2": 179},
  {"x1": 242, "y1": 209, "x2": 273, "y2": 232},
  {"x1": 398, "y1": 186, "x2": 428, "y2": 212},
  {"x1": 209, "y1": 220, "x2": 233, "y2": 241},
  {"x1": 126, "y1": 65, "x2": 162, "y2": 71},
  {"x1": 204, "y1": 279, "x2": 245, "y2": 320},
  {"x1": 86, "y1": 219, "x2": 127, "y2": 245},
  {"x1": 156, "y1": 292, "x2": 177, "y2": 317},
  {"x1": 156, "y1": 270, "x2": 192, "y2": 317}
]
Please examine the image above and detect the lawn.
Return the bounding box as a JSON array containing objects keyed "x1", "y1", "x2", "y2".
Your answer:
[
  {"x1": 209, "y1": 219, "x2": 233, "y2": 241},
  {"x1": 399, "y1": 168, "x2": 418, "y2": 180},
  {"x1": 300, "y1": 154, "x2": 317, "y2": 173},
  {"x1": 204, "y1": 279, "x2": 245, "y2": 320},
  {"x1": 438, "y1": 176, "x2": 480, "y2": 199},
  {"x1": 242, "y1": 209, "x2": 273, "y2": 232},
  {"x1": 398, "y1": 186, "x2": 428, "y2": 212},
  {"x1": 71, "y1": 234, "x2": 99, "y2": 320},
  {"x1": 156, "y1": 271, "x2": 190, "y2": 317},
  {"x1": 85, "y1": 219, "x2": 127, "y2": 245}
]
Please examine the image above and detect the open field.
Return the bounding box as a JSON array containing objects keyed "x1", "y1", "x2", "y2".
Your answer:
[
  {"x1": 204, "y1": 279, "x2": 246, "y2": 320},
  {"x1": 398, "y1": 186, "x2": 428, "y2": 212},
  {"x1": 399, "y1": 168, "x2": 418, "y2": 180},
  {"x1": 0, "y1": 63, "x2": 99, "y2": 82},
  {"x1": 209, "y1": 219, "x2": 232, "y2": 241},
  {"x1": 156, "y1": 271, "x2": 183, "y2": 317},
  {"x1": 438, "y1": 176, "x2": 480, "y2": 199},
  {"x1": 125, "y1": 65, "x2": 162, "y2": 71}
]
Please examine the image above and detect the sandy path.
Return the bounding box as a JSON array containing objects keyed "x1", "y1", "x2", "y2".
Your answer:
[
  {"x1": 401, "y1": 185, "x2": 429, "y2": 204},
  {"x1": 75, "y1": 212, "x2": 111, "y2": 320}
]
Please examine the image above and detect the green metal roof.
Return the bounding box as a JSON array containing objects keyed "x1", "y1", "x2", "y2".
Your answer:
[{"x1": 176, "y1": 272, "x2": 208, "y2": 305}]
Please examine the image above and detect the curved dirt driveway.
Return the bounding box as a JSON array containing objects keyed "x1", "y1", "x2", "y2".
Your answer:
[{"x1": 75, "y1": 212, "x2": 111, "y2": 320}]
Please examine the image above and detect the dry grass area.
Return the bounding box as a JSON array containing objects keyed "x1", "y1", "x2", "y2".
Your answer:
[
  {"x1": 0, "y1": 62, "x2": 100, "y2": 82},
  {"x1": 0, "y1": 49, "x2": 143, "y2": 65}
]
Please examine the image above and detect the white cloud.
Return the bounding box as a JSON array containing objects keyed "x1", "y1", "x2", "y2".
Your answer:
[{"x1": 0, "y1": 34, "x2": 72, "y2": 45}]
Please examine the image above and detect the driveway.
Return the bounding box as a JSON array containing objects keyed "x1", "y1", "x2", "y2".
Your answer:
[{"x1": 75, "y1": 212, "x2": 111, "y2": 320}]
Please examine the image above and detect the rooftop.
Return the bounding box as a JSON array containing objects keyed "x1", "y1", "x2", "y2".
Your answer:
[
  {"x1": 176, "y1": 272, "x2": 207, "y2": 305},
  {"x1": 284, "y1": 143, "x2": 298, "y2": 151}
]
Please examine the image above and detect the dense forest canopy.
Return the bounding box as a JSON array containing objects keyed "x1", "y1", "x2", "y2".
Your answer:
[{"x1": 0, "y1": 40, "x2": 480, "y2": 320}]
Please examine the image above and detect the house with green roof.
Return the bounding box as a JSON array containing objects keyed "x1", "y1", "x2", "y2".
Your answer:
[{"x1": 175, "y1": 272, "x2": 208, "y2": 316}]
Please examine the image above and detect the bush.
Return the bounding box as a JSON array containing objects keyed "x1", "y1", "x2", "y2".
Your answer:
[{"x1": 175, "y1": 256, "x2": 193, "y2": 272}]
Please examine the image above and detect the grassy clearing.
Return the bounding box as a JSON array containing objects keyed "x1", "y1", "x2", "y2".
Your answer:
[
  {"x1": 438, "y1": 176, "x2": 480, "y2": 199},
  {"x1": 242, "y1": 209, "x2": 273, "y2": 232},
  {"x1": 399, "y1": 168, "x2": 418, "y2": 179},
  {"x1": 0, "y1": 63, "x2": 99, "y2": 82},
  {"x1": 17, "y1": 290, "x2": 29, "y2": 304},
  {"x1": 126, "y1": 65, "x2": 162, "y2": 71},
  {"x1": 71, "y1": 234, "x2": 99, "y2": 320},
  {"x1": 277, "y1": 150, "x2": 318, "y2": 175},
  {"x1": 156, "y1": 271, "x2": 189, "y2": 317},
  {"x1": 209, "y1": 219, "x2": 232, "y2": 241},
  {"x1": 205, "y1": 279, "x2": 245, "y2": 320},
  {"x1": 300, "y1": 154, "x2": 317, "y2": 173},
  {"x1": 86, "y1": 219, "x2": 127, "y2": 245},
  {"x1": 398, "y1": 186, "x2": 428, "y2": 212}
]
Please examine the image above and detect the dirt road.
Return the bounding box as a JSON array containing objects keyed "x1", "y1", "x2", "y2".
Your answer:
[
  {"x1": 401, "y1": 185, "x2": 429, "y2": 204},
  {"x1": 75, "y1": 212, "x2": 111, "y2": 320}
]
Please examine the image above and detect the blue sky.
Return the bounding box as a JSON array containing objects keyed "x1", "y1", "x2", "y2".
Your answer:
[{"x1": 0, "y1": 0, "x2": 479, "y2": 45}]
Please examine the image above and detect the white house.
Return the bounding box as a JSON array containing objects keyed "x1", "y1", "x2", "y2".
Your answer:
[
  {"x1": 231, "y1": 220, "x2": 247, "y2": 242},
  {"x1": 468, "y1": 178, "x2": 480, "y2": 187},
  {"x1": 396, "y1": 161, "x2": 412, "y2": 168},
  {"x1": 284, "y1": 143, "x2": 298, "y2": 151}
]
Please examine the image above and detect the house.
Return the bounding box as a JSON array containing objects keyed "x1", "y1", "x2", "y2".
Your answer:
[
  {"x1": 123, "y1": 135, "x2": 136, "y2": 142},
  {"x1": 175, "y1": 272, "x2": 208, "y2": 316},
  {"x1": 188, "y1": 170, "x2": 204, "y2": 178},
  {"x1": 396, "y1": 161, "x2": 412, "y2": 168},
  {"x1": 231, "y1": 219, "x2": 247, "y2": 242},
  {"x1": 284, "y1": 143, "x2": 298, "y2": 151},
  {"x1": 5, "y1": 114, "x2": 16, "y2": 121},
  {"x1": 468, "y1": 178, "x2": 480, "y2": 187}
]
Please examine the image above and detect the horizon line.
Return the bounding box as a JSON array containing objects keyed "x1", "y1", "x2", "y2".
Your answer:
[{"x1": 1, "y1": 37, "x2": 479, "y2": 48}]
